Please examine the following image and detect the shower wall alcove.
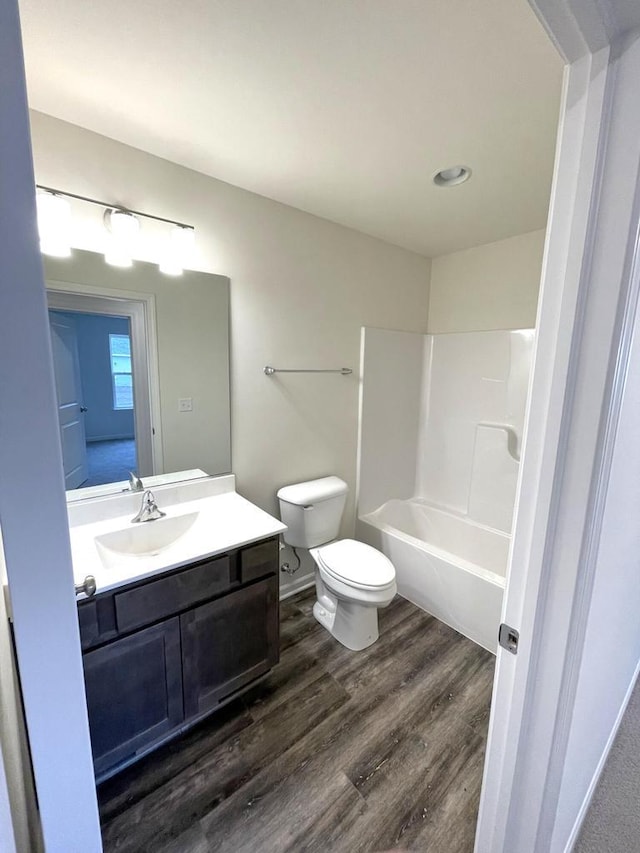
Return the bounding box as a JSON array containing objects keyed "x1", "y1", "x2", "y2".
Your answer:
[{"x1": 356, "y1": 327, "x2": 534, "y2": 652}]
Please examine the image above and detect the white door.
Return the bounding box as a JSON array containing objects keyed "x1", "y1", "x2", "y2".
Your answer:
[
  {"x1": 48, "y1": 311, "x2": 88, "y2": 489},
  {"x1": 47, "y1": 289, "x2": 159, "y2": 479}
]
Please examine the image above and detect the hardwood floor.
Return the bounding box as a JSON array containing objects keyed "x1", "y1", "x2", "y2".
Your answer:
[{"x1": 98, "y1": 588, "x2": 495, "y2": 853}]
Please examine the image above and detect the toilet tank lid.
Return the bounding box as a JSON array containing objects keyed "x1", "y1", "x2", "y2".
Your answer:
[{"x1": 277, "y1": 476, "x2": 348, "y2": 506}]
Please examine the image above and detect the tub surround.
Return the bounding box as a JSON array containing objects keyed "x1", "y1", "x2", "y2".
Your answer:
[
  {"x1": 68, "y1": 474, "x2": 286, "y2": 596},
  {"x1": 417, "y1": 328, "x2": 533, "y2": 531},
  {"x1": 358, "y1": 327, "x2": 533, "y2": 530},
  {"x1": 357, "y1": 327, "x2": 534, "y2": 652}
]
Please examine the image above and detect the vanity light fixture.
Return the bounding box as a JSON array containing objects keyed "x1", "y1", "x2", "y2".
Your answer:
[
  {"x1": 104, "y1": 208, "x2": 140, "y2": 268},
  {"x1": 433, "y1": 165, "x2": 472, "y2": 187},
  {"x1": 36, "y1": 190, "x2": 72, "y2": 257},
  {"x1": 34, "y1": 184, "x2": 196, "y2": 274},
  {"x1": 159, "y1": 224, "x2": 196, "y2": 276}
]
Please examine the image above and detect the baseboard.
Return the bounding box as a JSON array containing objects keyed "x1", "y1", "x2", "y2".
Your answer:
[
  {"x1": 279, "y1": 574, "x2": 315, "y2": 601},
  {"x1": 564, "y1": 657, "x2": 640, "y2": 852},
  {"x1": 86, "y1": 435, "x2": 135, "y2": 443}
]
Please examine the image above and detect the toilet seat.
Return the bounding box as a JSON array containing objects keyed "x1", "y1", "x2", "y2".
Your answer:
[{"x1": 315, "y1": 539, "x2": 395, "y2": 590}]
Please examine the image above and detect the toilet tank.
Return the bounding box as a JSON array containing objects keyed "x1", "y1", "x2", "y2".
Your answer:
[{"x1": 277, "y1": 476, "x2": 348, "y2": 548}]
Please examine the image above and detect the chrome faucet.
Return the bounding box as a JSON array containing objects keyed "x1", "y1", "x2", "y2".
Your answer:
[
  {"x1": 131, "y1": 490, "x2": 166, "y2": 523},
  {"x1": 128, "y1": 471, "x2": 144, "y2": 491}
]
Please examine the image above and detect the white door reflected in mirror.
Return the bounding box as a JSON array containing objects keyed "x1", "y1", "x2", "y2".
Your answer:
[{"x1": 48, "y1": 311, "x2": 89, "y2": 489}]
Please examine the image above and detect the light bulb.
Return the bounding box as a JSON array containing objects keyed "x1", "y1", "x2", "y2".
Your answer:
[
  {"x1": 36, "y1": 192, "x2": 72, "y2": 257},
  {"x1": 433, "y1": 165, "x2": 472, "y2": 187},
  {"x1": 104, "y1": 209, "x2": 139, "y2": 267},
  {"x1": 159, "y1": 225, "x2": 195, "y2": 276},
  {"x1": 439, "y1": 166, "x2": 464, "y2": 181}
]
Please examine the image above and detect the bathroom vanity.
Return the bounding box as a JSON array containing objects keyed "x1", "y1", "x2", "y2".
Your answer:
[{"x1": 69, "y1": 475, "x2": 286, "y2": 781}]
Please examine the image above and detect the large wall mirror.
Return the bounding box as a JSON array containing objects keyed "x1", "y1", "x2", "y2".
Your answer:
[{"x1": 44, "y1": 249, "x2": 230, "y2": 501}]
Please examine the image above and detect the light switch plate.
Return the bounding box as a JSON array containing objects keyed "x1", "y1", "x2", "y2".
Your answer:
[{"x1": 178, "y1": 397, "x2": 193, "y2": 412}]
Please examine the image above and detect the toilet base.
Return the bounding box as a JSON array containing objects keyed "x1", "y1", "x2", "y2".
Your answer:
[{"x1": 312, "y1": 589, "x2": 380, "y2": 651}]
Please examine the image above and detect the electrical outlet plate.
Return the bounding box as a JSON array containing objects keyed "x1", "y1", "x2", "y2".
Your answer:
[{"x1": 178, "y1": 397, "x2": 193, "y2": 412}]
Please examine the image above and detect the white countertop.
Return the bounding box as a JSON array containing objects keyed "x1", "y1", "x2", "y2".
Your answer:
[{"x1": 70, "y1": 489, "x2": 286, "y2": 597}]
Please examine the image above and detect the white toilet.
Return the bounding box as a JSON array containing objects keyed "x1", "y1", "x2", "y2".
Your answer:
[{"x1": 277, "y1": 476, "x2": 397, "y2": 651}]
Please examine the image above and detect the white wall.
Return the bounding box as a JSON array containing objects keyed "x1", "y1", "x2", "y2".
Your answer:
[
  {"x1": 428, "y1": 229, "x2": 545, "y2": 333},
  {"x1": 29, "y1": 111, "x2": 431, "y2": 593}
]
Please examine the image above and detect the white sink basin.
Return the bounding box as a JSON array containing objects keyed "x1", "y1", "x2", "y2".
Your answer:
[{"x1": 94, "y1": 511, "x2": 200, "y2": 568}]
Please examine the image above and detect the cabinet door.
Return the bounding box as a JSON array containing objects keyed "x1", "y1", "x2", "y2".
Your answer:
[
  {"x1": 83, "y1": 617, "x2": 183, "y2": 777},
  {"x1": 181, "y1": 576, "x2": 279, "y2": 718}
]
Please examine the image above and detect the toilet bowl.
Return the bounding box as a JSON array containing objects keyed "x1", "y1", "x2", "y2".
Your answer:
[
  {"x1": 277, "y1": 476, "x2": 397, "y2": 651},
  {"x1": 310, "y1": 539, "x2": 397, "y2": 651}
]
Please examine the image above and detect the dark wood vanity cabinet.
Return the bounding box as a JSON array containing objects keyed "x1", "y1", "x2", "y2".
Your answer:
[
  {"x1": 83, "y1": 617, "x2": 184, "y2": 777},
  {"x1": 182, "y1": 575, "x2": 278, "y2": 717},
  {"x1": 77, "y1": 537, "x2": 279, "y2": 780}
]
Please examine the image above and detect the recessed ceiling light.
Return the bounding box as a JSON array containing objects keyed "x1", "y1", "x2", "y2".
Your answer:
[{"x1": 433, "y1": 165, "x2": 471, "y2": 187}]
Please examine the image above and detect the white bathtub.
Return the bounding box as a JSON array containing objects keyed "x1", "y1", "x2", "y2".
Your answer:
[{"x1": 357, "y1": 498, "x2": 508, "y2": 653}]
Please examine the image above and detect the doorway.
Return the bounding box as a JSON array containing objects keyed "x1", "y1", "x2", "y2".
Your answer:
[
  {"x1": 48, "y1": 309, "x2": 138, "y2": 488},
  {"x1": 46, "y1": 289, "x2": 159, "y2": 491}
]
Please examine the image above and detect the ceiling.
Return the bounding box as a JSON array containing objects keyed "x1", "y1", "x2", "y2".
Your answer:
[
  {"x1": 19, "y1": 0, "x2": 563, "y2": 258},
  {"x1": 607, "y1": 0, "x2": 640, "y2": 39}
]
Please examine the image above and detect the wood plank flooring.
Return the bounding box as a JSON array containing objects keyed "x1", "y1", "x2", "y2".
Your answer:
[{"x1": 98, "y1": 589, "x2": 495, "y2": 853}]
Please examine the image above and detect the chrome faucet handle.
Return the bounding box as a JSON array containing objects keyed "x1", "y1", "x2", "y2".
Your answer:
[
  {"x1": 132, "y1": 489, "x2": 166, "y2": 523},
  {"x1": 75, "y1": 575, "x2": 96, "y2": 598},
  {"x1": 128, "y1": 471, "x2": 144, "y2": 491}
]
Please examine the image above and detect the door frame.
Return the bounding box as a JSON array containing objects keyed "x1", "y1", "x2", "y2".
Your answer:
[
  {"x1": 0, "y1": 0, "x2": 636, "y2": 850},
  {"x1": 48, "y1": 309, "x2": 89, "y2": 488},
  {"x1": 0, "y1": 2, "x2": 101, "y2": 849},
  {"x1": 46, "y1": 282, "x2": 164, "y2": 480},
  {"x1": 476, "y1": 4, "x2": 640, "y2": 852}
]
